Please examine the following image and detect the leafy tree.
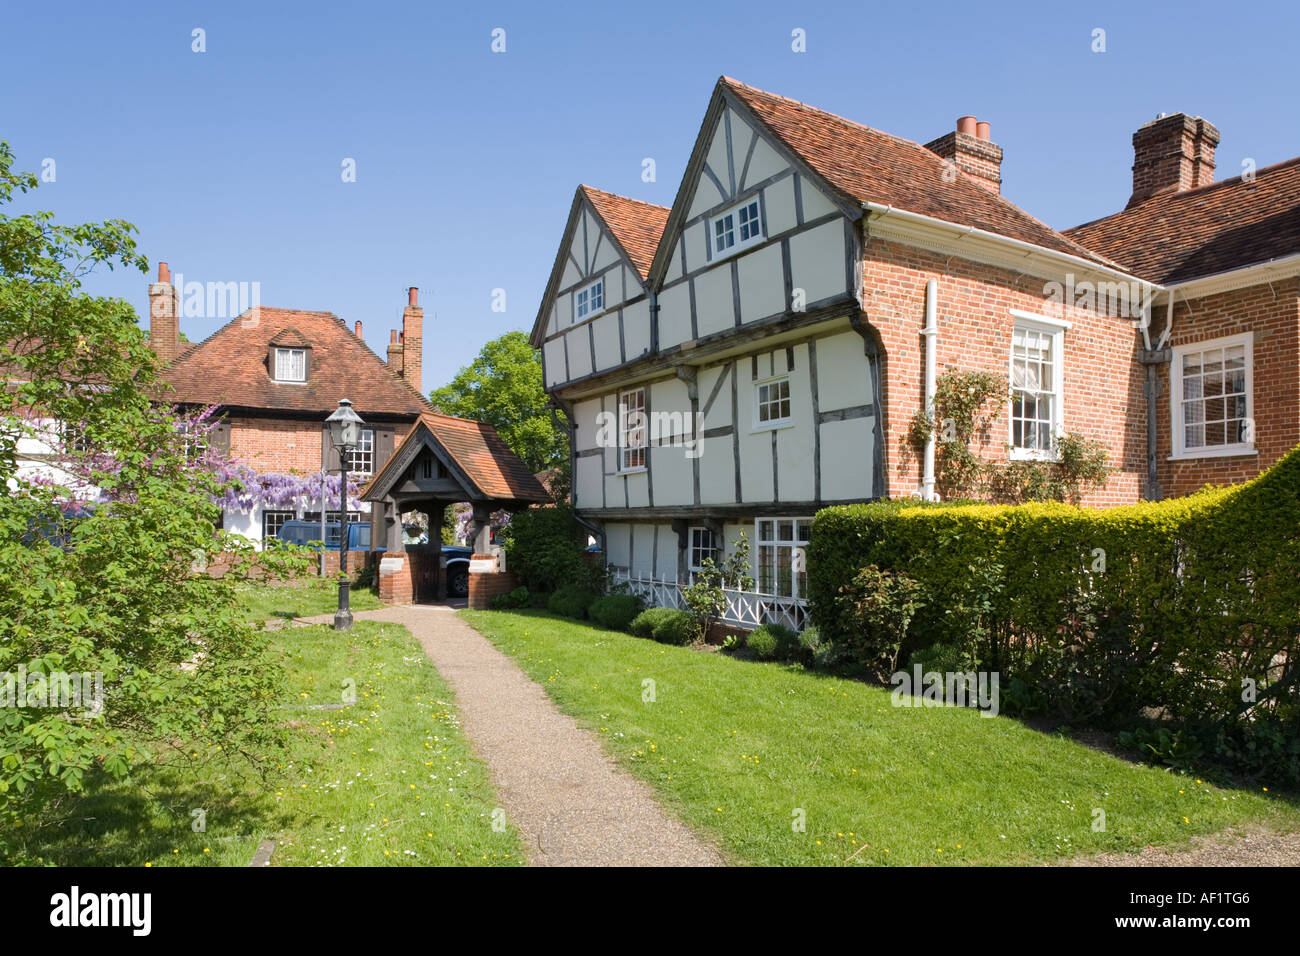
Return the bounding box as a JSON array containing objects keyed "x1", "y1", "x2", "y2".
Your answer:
[
  {"x1": 682, "y1": 535, "x2": 755, "y2": 642},
  {"x1": 429, "y1": 331, "x2": 567, "y2": 477},
  {"x1": 0, "y1": 142, "x2": 309, "y2": 859}
]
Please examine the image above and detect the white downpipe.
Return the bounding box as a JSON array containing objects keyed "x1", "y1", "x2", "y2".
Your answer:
[{"x1": 921, "y1": 278, "x2": 939, "y2": 502}]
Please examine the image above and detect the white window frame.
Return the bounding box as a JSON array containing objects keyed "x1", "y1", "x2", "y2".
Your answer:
[
  {"x1": 753, "y1": 375, "x2": 793, "y2": 431},
  {"x1": 617, "y1": 387, "x2": 647, "y2": 473},
  {"x1": 261, "y1": 509, "x2": 295, "y2": 542},
  {"x1": 574, "y1": 277, "x2": 605, "y2": 324},
  {"x1": 710, "y1": 197, "x2": 764, "y2": 260},
  {"x1": 1007, "y1": 311, "x2": 1068, "y2": 461},
  {"x1": 348, "y1": 428, "x2": 375, "y2": 476},
  {"x1": 275, "y1": 347, "x2": 307, "y2": 382},
  {"x1": 754, "y1": 517, "x2": 811, "y2": 600},
  {"x1": 1169, "y1": 331, "x2": 1256, "y2": 460},
  {"x1": 688, "y1": 526, "x2": 719, "y2": 578}
]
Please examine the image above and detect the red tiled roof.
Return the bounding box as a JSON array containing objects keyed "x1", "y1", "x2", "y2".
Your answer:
[
  {"x1": 1064, "y1": 157, "x2": 1300, "y2": 284},
  {"x1": 580, "y1": 185, "x2": 669, "y2": 280},
  {"x1": 366, "y1": 412, "x2": 549, "y2": 503},
  {"x1": 161, "y1": 307, "x2": 431, "y2": 418},
  {"x1": 720, "y1": 77, "x2": 1120, "y2": 269}
]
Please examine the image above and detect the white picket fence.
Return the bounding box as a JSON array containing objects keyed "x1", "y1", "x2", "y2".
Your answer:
[{"x1": 612, "y1": 570, "x2": 809, "y2": 632}]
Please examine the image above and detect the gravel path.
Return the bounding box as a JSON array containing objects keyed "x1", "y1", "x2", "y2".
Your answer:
[
  {"x1": 1067, "y1": 827, "x2": 1300, "y2": 867},
  {"x1": 299, "y1": 605, "x2": 723, "y2": 867}
]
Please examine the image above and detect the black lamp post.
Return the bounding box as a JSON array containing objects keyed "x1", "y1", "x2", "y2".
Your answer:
[{"x1": 326, "y1": 398, "x2": 364, "y2": 631}]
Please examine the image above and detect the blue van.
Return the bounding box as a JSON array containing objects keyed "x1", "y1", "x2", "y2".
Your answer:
[{"x1": 274, "y1": 520, "x2": 377, "y2": 552}]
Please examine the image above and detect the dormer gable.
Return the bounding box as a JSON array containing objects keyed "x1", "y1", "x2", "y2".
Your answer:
[
  {"x1": 267, "y1": 327, "x2": 313, "y2": 383},
  {"x1": 532, "y1": 186, "x2": 669, "y2": 388}
]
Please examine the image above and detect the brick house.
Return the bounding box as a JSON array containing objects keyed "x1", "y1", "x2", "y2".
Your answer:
[
  {"x1": 532, "y1": 77, "x2": 1299, "y2": 625},
  {"x1": 150, "y1": 265, "x2": 547, "y2": 573}
]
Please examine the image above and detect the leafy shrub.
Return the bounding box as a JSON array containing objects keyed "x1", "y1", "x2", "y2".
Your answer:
[
  {"x1": 908, "y1": 641, "x2": 977, "y2": 676},
  {"x1": 588, "y1": 594, "x2": 643, "y2": 632},
  {"x1": 489, "y1": 585, "x2": 530, "y2": 610},
  {"x1": 500, "y1": 505, "x2": 595, "y2": 594},
  {"x1": 681, "y1": 534, "x2": 754, "y2": 641},
  {"x1": 630, "y1": 607, "x2": 673, "y2": 639},
  {"x1": 747, "y1": 628, "x2": 779, "y2": 660},
  {"x1": 831, "y1": 565, "x2": 926, "y2": 681},
  {"x1": 743, "y1": 623, "x2": 801, "y2": 663},
  {"x1": 809, "y1": 445, "x2": 1300, "y2": 780},
  {"x1": 548, "y1": 584, "x2": 597, "y2": 620},
  {"x1": 629, "y1": 607, "x2": 694, "y2": 645},
  {"x1": 907, "y1": 369, "x2": 1112, "y2": 503}
]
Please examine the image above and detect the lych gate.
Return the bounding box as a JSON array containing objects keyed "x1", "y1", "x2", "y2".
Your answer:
[{"x1": 360, "y1": 412, "x2": 550, "y2": 604}]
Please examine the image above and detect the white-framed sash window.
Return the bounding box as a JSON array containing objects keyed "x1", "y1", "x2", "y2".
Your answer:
[{"x1": 1170, "y1": 332, "x2": 1255, "y2": 459}]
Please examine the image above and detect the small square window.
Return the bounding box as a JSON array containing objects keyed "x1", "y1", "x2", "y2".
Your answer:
[
  {"x1": 575, "y1": 279, "x2": 604, "y2": 322},
  {"x1": 755, "y1": 378, "x2": 792, "y2": 427},
  {"x1": 275, "y1": 347, "x2": 306, "y2": 382},
  {"x1": 711, "y1": 198, "x2": 763, "y2": 258}
]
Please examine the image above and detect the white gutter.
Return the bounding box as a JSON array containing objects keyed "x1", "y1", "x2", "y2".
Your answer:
[
  {"x1": 920, "y1": 278, "x2": 939, "y2": 502},
  {"x1": 1164, "y1": 250, "x2": 1300, "y2": 295},
  {"x1": 863, "y1": 202, "x2": 1148, "y2": 288}
]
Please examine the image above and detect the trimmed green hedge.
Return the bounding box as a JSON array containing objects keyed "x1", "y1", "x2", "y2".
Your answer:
[
  {"x1": 629, "y1": 607, "x2": 694, "y2": 646},
  {"x1": 809, "y1": 446, "x2": 1300, "y2": 745},
  {"x1": 588, "y1": 594, "x2": 643, "y2": 632},
  {"x1": 548, "y1": 584, "x2": 597, "y2": 620}
]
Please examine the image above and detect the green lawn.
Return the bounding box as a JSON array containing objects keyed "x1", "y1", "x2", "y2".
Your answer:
[
  {"x1": 461, "y1": 608, "x2": 1300, "y2": 866},
  {"x1": 15, "y1": 620, "x2": 523, "y2": 867},
  {"x1": 236, "y1": 577, "x2": 385, "y2": 623}
]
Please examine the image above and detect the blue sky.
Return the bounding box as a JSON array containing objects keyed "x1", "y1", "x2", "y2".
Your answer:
[{"x1": 3, "y1": 0, "x2": 1297, "y2": 392}]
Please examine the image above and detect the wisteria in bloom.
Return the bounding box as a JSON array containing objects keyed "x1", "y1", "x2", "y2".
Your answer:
[
  {"x1": 453, "y1": 502, "x2": 511, "y2": 545},
  {"x1": 38, "y1": 402, "x2": 361, "y2": 514},
  {"x1": 215, "y1": 463, "x2": 362, "y2": 514}
]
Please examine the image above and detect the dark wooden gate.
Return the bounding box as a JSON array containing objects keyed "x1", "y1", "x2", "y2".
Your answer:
[{"x1": 407, "y1": 545, "x2": 443, "y2": 603}]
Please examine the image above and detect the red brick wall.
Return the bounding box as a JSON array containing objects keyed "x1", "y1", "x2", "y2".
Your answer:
[
  {"x1": 1155, "y1": 278, "x2": 1300, "y2": 497},
  {"x1": 228, "y1": 417, "x2": 322, "y2": 473},
  {"x1": 468, "y1": 571, "x2": 519, "y2": 610},
  {"x1": 379, "y1": 556, "x2": 414, "y2": 604},
  {"x1": 862, "y1": 237, "x2": 1146, "y2": 506}
]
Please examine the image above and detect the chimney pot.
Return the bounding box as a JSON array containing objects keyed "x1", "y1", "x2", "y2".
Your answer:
[
  {"x1": 158, "y1": 261, "x2": 170, "y2": 284},
  {"x1": 408, "y1": 287, "x2": 419, "y2": 307},
  {"x1": 925, "y1": 120, "x2": 1003, "y2": 194},
  {"x1": 355, "y1": 320, "x2": 363, "y2": 337},
  {"x1": 390, "y1": 329, "x2": 399, "y2": 343}
]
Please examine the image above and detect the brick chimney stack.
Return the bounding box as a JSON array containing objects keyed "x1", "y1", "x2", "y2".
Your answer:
[
  {"x1": 387, "y1": 328, "x2": 404, "y2": 376},
  {"x1": 1127, "y1": 112, "x2": 1220, "y2": 208},
  {"x1": 148, "y1": 261, "x2": 180, "y2": 363},
  {"x1": 402, "y1": 287, "x2": 422, "y2": 395},
  {"x1": 924, "y1": 116, "x2": 1003, "y2": 193}
]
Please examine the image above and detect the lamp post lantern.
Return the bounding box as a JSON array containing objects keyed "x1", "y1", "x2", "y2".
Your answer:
[{"x1": 326, "y1": 398, "x2": 365, "y2": 631}]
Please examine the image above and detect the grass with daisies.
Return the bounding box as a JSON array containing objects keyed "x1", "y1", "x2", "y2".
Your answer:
[
  {"x1": 235, "y1": 577, "x2": 385, "y2": 623},
  {"x1": 14, "y1": 616, "x2": 522, "y2": 867},
  {"x1": 461, "y1": 608, "x2": 1300, "y2": 867}
]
